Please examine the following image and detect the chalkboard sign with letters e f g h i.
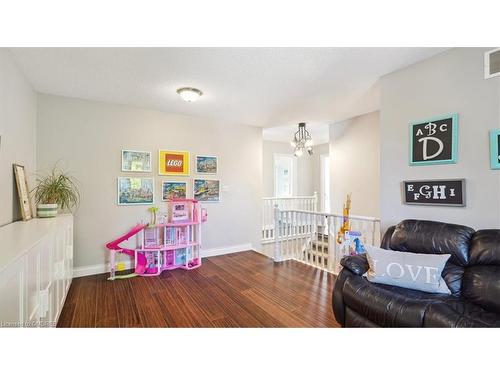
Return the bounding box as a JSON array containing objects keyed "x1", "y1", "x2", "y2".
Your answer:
[
  {"x1": 410, "y1": 113, "x2": 458, "y2": 166},
  {"x1": 402, "y1": 179, "x2": 465, "y2": 207}
]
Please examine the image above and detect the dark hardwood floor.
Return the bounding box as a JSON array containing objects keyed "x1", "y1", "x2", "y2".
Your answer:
[{"x1": 57, "y1": 251, "x2": 339, "y2": 328}]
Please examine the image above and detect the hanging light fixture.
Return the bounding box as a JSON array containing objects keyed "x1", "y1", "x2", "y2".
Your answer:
[{"x1": 291, "y1": 122, "x2": 314, "y2": 157}]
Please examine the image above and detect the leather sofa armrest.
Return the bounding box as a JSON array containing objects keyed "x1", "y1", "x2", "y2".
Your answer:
[{"x1": 340, "y1": 254, "x2": 369, "y2": 276}]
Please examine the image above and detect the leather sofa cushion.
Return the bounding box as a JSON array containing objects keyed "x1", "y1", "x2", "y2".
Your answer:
[
  {"x1": 469, "y1": 230, "x2": 500, "y2": 265},
  {"x1": 424, "y1": 299, "x2": 500, "y2": 327},
  {"x1": 381, "y1": 225, "x2": 396, "y2": 249},
  {"x1": 345, "y1": 306, "x2": 379, "y2": 327},
  {"x1": 462, "y1": 265, "x2": 500, "y2": 313},
  {"x1": 341, "y1": 273, "x2": 450, "y2": 327},
  {"x1": 441, "y1": 263, "x2": 465, "y2": 296},
  {"x1": 389, "y1": 219, "x2": 474, "y2": 266},
  {"x1": 340, "y1": 254, "x2": 369, "y2": 276}
]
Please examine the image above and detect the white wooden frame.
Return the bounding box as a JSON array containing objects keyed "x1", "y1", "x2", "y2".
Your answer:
[
  {"x1": 193, "y1": 178, "x2": 221, "y2": 203},
  {"x1": 117, "y1": 177, "x2": 155, "y2": 205},
  {"x1": 195, "y1": 155, "x2": 218, "y2": 174},
  {"x1": 13, "y1": 164, "x2": 33, "y2": 221},
  {"x1": 121, "y1": 149, "x2": 152, "y2": 173},
  {"x1": 161, "y1": 180, "x2": 188, "y2": 201},
  {"x1": 484, "y1": 47, "x2": 500, "y2": 79}
]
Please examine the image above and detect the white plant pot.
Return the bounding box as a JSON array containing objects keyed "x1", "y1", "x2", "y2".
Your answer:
[{"x1": 37, "y1": 203, "x2": 58, "y2": 218}]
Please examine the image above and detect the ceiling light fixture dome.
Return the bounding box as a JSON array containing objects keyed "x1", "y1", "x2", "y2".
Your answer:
[
  {"x1": 177, "y1": 87, "x2": 203, "y2": 102},
  {"x1": 291, "y1": 122, "x2": 314, "y2": 157}
]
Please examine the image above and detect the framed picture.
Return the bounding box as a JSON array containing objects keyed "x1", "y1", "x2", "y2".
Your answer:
[
  {"x1": 162, "y1": 181, "x2": 187, "y2": 201},
  {"x1": 121, "y1": 150, "x2": 152, "y2": 172},
  {"x1": 196, "y1": 155, "x2": 218, "y2": 174},
  {"x1": 409, "y1": 113, "x2": 458, "y2": 166},
  {"x1": 193, "y1": 178, "x2": 220, "y2": 202},
  {"x1": 117, "y1": 177, "x2": 154, "y2": 205},
  {"x1": 13, "y1": 164, "x2": 33, "y2": 221},
  {"x1": 159, "y1": 150, "x2": 190, "y2": 176},
  {"x1": 489, "y1": 129, "x2": 500, "y2": 169},
  {"x1": 402, "y1": 179, "x2": 465, "y2": 207}
]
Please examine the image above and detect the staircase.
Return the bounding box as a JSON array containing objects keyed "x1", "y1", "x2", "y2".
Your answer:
[{"x1": 266, "y1": 207, "x2": 380, "y2": 274}]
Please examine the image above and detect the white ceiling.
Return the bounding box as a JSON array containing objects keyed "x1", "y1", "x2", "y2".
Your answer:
[{"x1": 10, "y1": 47, "x2": 447, "y2": 142}]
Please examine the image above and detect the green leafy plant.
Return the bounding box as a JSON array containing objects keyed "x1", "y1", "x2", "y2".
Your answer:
[{"x1": 33, "y1": 166, "x2": 80, "y2": 211}]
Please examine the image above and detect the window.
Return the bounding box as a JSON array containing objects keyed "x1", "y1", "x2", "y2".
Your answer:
[{"x1": 273, "y1": 154, "x2": 297, "y2": 197}]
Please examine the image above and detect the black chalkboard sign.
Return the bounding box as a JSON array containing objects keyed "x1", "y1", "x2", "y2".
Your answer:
[
  {"x1": 402, "y1": 179, "x2": 465, "y2": 206},
  {"x1": 410, "y1": 114, "x2": 458, "y2": 165}
]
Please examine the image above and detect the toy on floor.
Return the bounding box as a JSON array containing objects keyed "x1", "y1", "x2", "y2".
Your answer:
[{"x1": 106, "y1": 199, "x2": 207, "y2": 280}]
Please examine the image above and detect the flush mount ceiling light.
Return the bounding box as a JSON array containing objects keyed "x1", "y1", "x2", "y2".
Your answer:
[
  {"x1": 176, "y1": 87, "x2": 203, "y2": 102},
  {"x1": 291, "y1": 122, "x2": 314, "y2": 157}
]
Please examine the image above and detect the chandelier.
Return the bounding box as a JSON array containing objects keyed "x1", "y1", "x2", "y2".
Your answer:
[{"x1": 290, "y1": 122, "x2": 314, "y2": 157}]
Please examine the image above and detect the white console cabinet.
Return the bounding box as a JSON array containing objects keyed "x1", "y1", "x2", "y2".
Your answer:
[{"x1": 0, "y1": 214, "x2": 73, "y2": 327}]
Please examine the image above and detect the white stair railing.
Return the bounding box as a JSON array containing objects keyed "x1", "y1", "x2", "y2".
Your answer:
[
  {"x1": 271, "y1": 207, "x2": 380, "y2": 274},
  {"x1": 262, "y1": 192, "x2": 317, "y2": 243}
]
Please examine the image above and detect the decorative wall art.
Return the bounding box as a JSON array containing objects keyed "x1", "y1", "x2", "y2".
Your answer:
[
  {"x1": 121, "y1": 150, "x2": 152, "y2": 172},
  {"x1": 13, "y1": 164, "x2": 33, "y2": 220},
  {"x1": 193, "y1": 178, "x2": 220, "y2": 202},
  {"x1": 117, "y1": 177, "x2": 154, "y2": 205},
  {"x1": 162, "y1": 181, "x2": 187, "y2": 201},
  {"x1": 402, "y1": 179, "x2": 465, "y2": 207},
  {"x1": 196, "y1": 155, "x2": 218, "y2": 174},
  {"x1": 489, "y1": 129, "x2": 500, "y2": 169},
  {"x1": 159, "y1": 150, "x2": 190, "y2": 176},
  {"x1": 409, "y1": 113, "x2": 458, "y2": 166}
]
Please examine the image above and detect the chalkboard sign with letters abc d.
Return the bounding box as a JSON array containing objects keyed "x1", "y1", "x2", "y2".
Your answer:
[
  {"x1": 402, "y1": 179, "x2": 465, "y2": 207},
  {"x1": 489, "y1": 129, "x2": 500, "y2": 169},
  {"x1": 410, "y1": 113, "x2": 458, "y2": 166}
]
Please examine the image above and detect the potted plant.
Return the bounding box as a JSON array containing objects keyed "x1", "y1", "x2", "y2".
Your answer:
[{"x1": 33, "y1": 166, "x2": 80, "y2": 218}]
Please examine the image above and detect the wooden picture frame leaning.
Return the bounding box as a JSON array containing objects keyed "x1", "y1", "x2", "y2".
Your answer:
[{"x1": 13, "y1": 164, "x2": 33, "y2": 221}]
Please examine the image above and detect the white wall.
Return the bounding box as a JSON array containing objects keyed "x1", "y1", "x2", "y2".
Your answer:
[
  {"x1": 37, "y1": 94, "x2": 263, "y2": 270},
  {"x1": 0, "y1": 49, "x2": 37, "y2": 226},
  {"x1": 329, "y1": 111, "x2": 380, "y2": 217},
  {"x1": 380, "y1": 48, "x2": 500, "y2": 231}
]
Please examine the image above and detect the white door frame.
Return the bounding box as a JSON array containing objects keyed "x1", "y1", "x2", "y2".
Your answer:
[{"x1": 320, "y1": 153, "x2": 330, "y2": 212}]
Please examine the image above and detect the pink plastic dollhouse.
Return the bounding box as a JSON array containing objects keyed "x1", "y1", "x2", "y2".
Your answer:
[{"x1": 106, "y1": 199, "x2": 207, "y2": 280}]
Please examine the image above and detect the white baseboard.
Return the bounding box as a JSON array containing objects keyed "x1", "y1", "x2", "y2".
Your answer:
[
  {"x1": 200, "y1": 243, "x2": 252, "y2": 258},
  {"x1": 73, "y1": 243, "x2": 254, "y2": 278}
]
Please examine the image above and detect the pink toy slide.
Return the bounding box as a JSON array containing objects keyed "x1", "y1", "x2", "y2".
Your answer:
[{"x1": 106, "y1": 224, "x2": 148, "y2": 277}]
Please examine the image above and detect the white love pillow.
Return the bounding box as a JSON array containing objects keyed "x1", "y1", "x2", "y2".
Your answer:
[{"x1": 364, "y1": 245, "x2": 451, "y2": 294}]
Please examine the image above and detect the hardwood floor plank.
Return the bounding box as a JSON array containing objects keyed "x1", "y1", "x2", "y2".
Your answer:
[
  {"x1": 241, "y1": 288, "x2": 312, "y2": 328},
  {"x1": 95, "y1": 273, "x2": 119, "y2": 328},
  {"x1": 211, "y1": 316, "x2": 240, "y2": 328},
  {"x1": 58, "y1": 251, "x2": 338, "y2": 328},
  {"x1": 114, "y1": 278, "x2": 143, "y2": 328},
  {"x1": 71, "y1": 276, "x2": 97, "y2": 328},
  {"x1": 56, "y1": 276, "x2": 82, "y2": 327},
  {"x1": 207, "y1": 275, "x2": 284, "y2": 327},
  {"x1": 128, "y1": 277, "x2": 167, "y2": 328},
  {"x1": 172, "y1": 271, "x2": 226, "y2": 322}
]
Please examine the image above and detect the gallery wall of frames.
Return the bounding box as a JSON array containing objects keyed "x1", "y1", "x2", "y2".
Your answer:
[{"x1": 118, "y1": 149, "x2": 220, "y2": 205}]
